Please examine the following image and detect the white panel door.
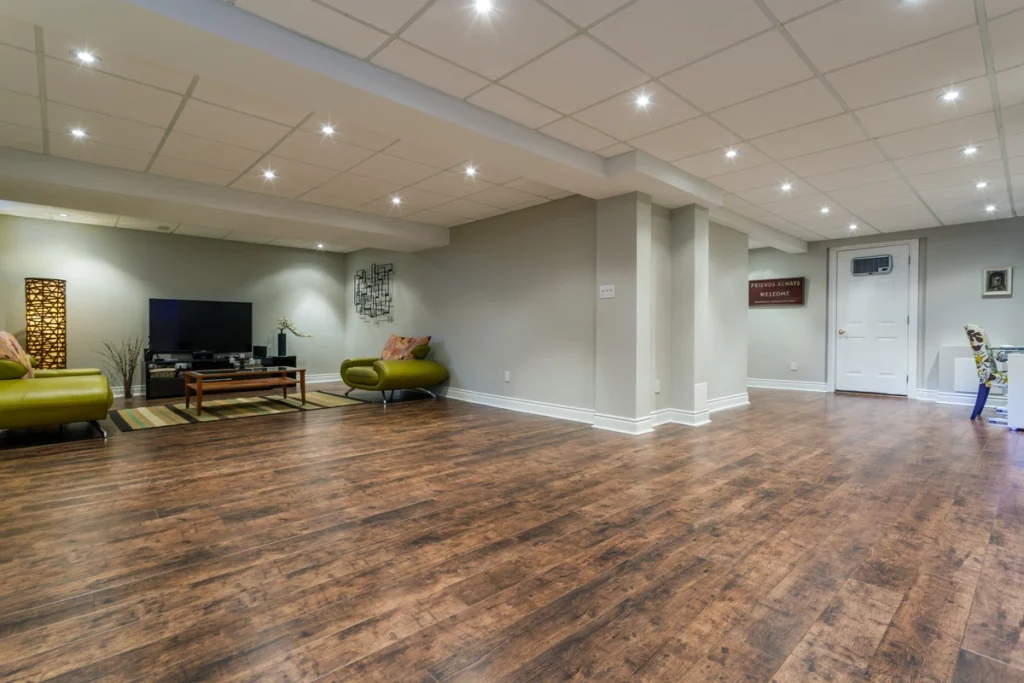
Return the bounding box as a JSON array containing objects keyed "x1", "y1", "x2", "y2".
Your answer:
[{"x1": 835, "y1": 244, "x2": 910, "y2": 395}]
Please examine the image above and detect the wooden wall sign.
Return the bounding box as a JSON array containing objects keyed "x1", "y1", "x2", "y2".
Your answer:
[{"x1": 749, "y1": 277, "x2": 805, "y2": 306}]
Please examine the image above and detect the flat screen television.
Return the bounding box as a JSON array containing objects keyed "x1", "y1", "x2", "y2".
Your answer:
[{"x1": 149, "y1": 299, "x2": 253, "y2": 354}]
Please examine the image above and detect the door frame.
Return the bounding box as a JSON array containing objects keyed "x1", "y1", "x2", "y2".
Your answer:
[{"x1": 827, "y1": 239, "x2": 920, "y2": 398}]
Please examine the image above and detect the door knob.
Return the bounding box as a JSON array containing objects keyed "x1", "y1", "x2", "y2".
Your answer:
[{"x1": 838, "y1": 329, "x2": 846, "y2": 335}]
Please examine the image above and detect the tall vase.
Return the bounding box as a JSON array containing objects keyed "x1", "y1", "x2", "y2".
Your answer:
[{"x1": 277, "y1": 332, "x2": 287, "y2": 357}]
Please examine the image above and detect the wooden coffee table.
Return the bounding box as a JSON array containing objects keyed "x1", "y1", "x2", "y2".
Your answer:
[{"x1": 184, "y1": 366, "x2": 306, "y2": 416}]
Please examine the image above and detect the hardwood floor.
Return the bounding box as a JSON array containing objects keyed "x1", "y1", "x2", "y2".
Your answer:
[{"x1": 0, "y1": 388, "x2": 1022, "y2": 681}]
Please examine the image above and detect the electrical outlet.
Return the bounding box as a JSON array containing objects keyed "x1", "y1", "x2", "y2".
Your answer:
[
  {"x1": 654, "y1": 379, "x2": 661, "y2": 394},
  {"x1": 504, "y1": 370, "x2": 511, "y2": 383},
  {"x1": 790, "y1": 362, "x2": 798, "y2": 371},
  {"x1": 599, "y1": 284, "x2": 615, "y2": 299}
]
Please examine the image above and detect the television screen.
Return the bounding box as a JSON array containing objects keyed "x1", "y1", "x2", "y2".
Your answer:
[{"x1": 149, "y1": 299, "x2": 253, "y2": 353}]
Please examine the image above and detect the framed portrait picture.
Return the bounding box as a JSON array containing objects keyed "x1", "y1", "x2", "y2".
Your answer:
[{"x1": 982, "y1": 267, "x2": 1013, "y2": 297}]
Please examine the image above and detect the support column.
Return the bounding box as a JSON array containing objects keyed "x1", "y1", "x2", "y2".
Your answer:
[
  {"x1": 669, "y1": 204, "x2": 711, "y2": 426},
  {"x1": 594, "y1": 193, "x2": 654, "y2": 435}
]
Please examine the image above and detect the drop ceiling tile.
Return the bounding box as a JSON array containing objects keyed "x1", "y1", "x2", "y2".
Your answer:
[
  {"x1": 505, "y1": 178, "x2": 564, "y2": 197},
  {"x1": 827, "y1": 179, "x2": 912, "y2": 203},
  {"x1": 1005, "y1": 103, "x2": 1024, "y2": 135},
  {"x1": 630, "y1": 117, "x2": 739, "y2": 162},
  {"x1": 0, "y1": 44, "x2": 38, "y2": 96},
  {"x1": 300, "y1": 118, "x2": 398, "y2": 151},
  {"x1": 1007, "y1": 131, "x2": 1024, "y2": 157},
  {"x1": 788, "y1": 205, "x2": 855, "y2": 226},
  {"x1": 997, "y1": 64, "x2": 1024, "y2": 107},
  {"x1": 751, "y1": 114, "x2": 866, "y2": 159},
  {"x1": 785, "y1": 141, "x2": 886, "y2": 177},
  {"x1": 541, "y1": 118, "x2": 618, "y2": 151},
  {"x1": 190, "y1": 80, "x2": 308, "y2": 126},
  {"x1": 759, "y1": 215, "x2": 825, "y2": 241},
  {"x1": 412, "y1": 171, "x2": 496, "y2": 198},
  {"x1": 371, "y1": 41, "x2": 489, "y2": 99},
  {"x1": 540, "y1": 0, "x2": 632, "y2": 25},
  {"x1": 762, "y1": 0, "x2": 834, "y2": 22},
  {"x1": 673, "y1": 144, "x2": 772, "y2": 179},
  {"x1": 0, "y1": 89, "x2": 41, "y2": 129},
  {"x1": 0, "y1": 121, "x2": 42, "y2": 152},
  {"x1": 300, "y1": 188, "x2": 359, "y2": 209},
  {"x1": 785, "y1": 0, "x2": 977, "y2": 73},
  {"x1": 660, "y1": 31, "x2": 812, "y2": 113},
  {"x1": 173, "y1": 99, "x2": 291, "y2": 151},
  {"x1": 44, "y1": 57, "x2": 182, "y2": 128},
  {"x1": 590, "y1": 0, "x2": 771, "y2": 76},
  {"x1": 149, "y1": 156, "x2": 238, "y2": 186},
  {"x1": 807, "y1": 162, "x2": 900, "y2": 191},
  {"x1": 826, "y1": 27, "x2": 985, "y2": 110},
  {"x1": 425, "y1": 198, "x2": 497, "y2": 220},
  {"x1": 735, "y1": 182, "x2": 816, "y2": 205},
  {"x1": 385, "y1": 140, "x2": 465, "y2": 169},
  {"x1": 317, "y1": 172, "x2": 404, "y2": 205},
  {"x1": 501, "y1": 37, "x2": 646, "y2": 114},
  {"x1": 360, "y1": 187, "x2": 453, "y2": 214},
  {"x1": 231, "y1": 174, "x2": 310, "y2": 199},
  {"x1": 236, "y1": 0, "x2": 387, "y2": 58},
  {"x1": 348, "y1": 153, "x2": 439, "y2": 186},
  {"x1": 876, "y1": 112, "x2": 998, "y2": 159},
  {"x1": 760, "y1": 192, "x2": 831, "y2": 215},
  {"x1": 466, "y1": 185, "x2": 542, "y2": 209},
  {"x1": 461, "y1": 165, "x2": 520, "y2": 184},
  {"x1": 990, "y1": 9, "x2": 1024, "y2": 71},
  {"x1": 710, "y1": 163, "x2": 794, "y2": 193},
  {"x1": 857, "y1": 204, "x2": 938, "y2": 232},
  {"x1": 174, "y1": 224, "x2": 232, "y2": 239},
  {"x1": 0, "y1": 15, "x2": 36, "y2": 50},
  {"x1": 467, "y1": 85, "x2": 562, "y2": 129},
  {"x1": 49, "y1": 134, "x2": 150, "y2": 171},
  {"x1": 319, "y1": 0, "x2": 431, "y2": 32},
  {"x1": 894, "y1": 141, "x2": 1001, "y2": 176},
  {"x1": 160, "y1": 131, "x2": 265, "y2": 172},
  {"x1": 402, "y1": 0, "x2": 575, "y2": 80},
  {"x1": 715, "y1": 79, "x2": 844, "y2": 139},
  {"x1": 596, "y1": 142, "x2": 633, "y2": 157},
  {"x1": 988, "y1": 0, "x2": 1024, "y2": 17},
  {"x1": 855, "y1": 75, "x2": 993, "y2": 138},
  {"x1": 573, "y1": 83, "x2": 699, "y2": 141},
  {"x1": 223, "y1": 231, "x2": 277, "y2": 244},
  {"x1": 408, "y1": 209, "x2": 458, "y2": 225},
  {"x1": 258, "y1": 156, "x2": 338, "y2": 188},
  {"x1": 843, "y1": 192, "x2": 928, "y2": 214},
  {"x1": 927, "y1": 195, "x2": 1013, "y2": 224},
  {"x1": 42, "y1": 29, "x2": 193, "y2": 93},
  {"x1": 46, "y1": 102, "x2": 164, "y2": 153},
  {"x1": 905, "y1": 159, "x2": 1006, "y2": 191},
  {"x1": 917, "y1": 178, "x2": 1007, "y2": 202}
]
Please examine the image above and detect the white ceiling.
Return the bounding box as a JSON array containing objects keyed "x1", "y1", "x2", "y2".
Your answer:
[{"x1": 0, "y1": 0, "x2": 1021, "y2": 247}]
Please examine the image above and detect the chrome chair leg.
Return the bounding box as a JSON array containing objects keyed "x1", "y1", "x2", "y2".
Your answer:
[
  {"x1": 89, "y1": 421, "x2": 108, "y2": 438},
  {"x1": 410, "y1": 388, "x2": 437, "y2": 399},
  {"x1": 381, "y1": 391, "x2": 387, "y2": 405}
]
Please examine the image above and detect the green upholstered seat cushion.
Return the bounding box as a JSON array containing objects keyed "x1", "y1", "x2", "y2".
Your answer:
[
  {"x1": 0, "y1": 359, "x2": 28, "y2": 380},
  {"x1": 344, "y1": 365, "x2": 380, "y2": 387},
  {"x1": 0, "y1": 376, "x2": 113, "y2": 429},
  {"x1": 34, "y1": 368, "x2": 103, "y2": 378}
]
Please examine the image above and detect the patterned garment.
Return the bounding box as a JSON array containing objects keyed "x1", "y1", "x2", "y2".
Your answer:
[
  {"x1": 965, "y1": 324, "x2": 1008, "y2": 387},
  {"x1": 380, "y1": 334, "x2": 431, "y2": 360},
  {"x1": 0, "y1": 331, "x2": 34, "y2": 378}
]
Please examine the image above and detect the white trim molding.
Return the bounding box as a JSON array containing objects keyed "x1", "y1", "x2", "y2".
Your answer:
[
  {"x1": 592, "y1": 414, "x2": 656, "y2": 436},
  {"x1": 707, "y1": 392, "x2": 750, "y2": 412},
  {"x1": 916, "y1": 389, "x2": 1005, "y2": 408},
  {"x1": 652, "y1": 408, "x2": 711, "y2": 427},
  {"x1": 445, "y1": 388, "x2": 594, "y2": 425},
  {"x1": 748, "y1": 378, "x2": 829, "y2": 392}
]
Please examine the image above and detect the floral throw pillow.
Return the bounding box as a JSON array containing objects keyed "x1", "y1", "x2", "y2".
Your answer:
[
  {"x1": 0, "y1": 331, "x2": 34, "y2": 378},
  {"x1": 381, "y1": 334, "x2": 431, "y2": 360}
]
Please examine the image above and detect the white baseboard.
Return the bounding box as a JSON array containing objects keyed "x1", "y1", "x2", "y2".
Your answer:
[
  {"x1": 445, "y1": 387, "x2": 594, "y2": 424},
  {"x1": 707, "y1": 392, "x2": 750, "y2": 412},
  {"x1": 916, "y1": 389, "x2": 1005, "y2": 407},
  {"x1": 111, "y1": 383, "x2": 145, "y2": 399},
  {"x1": 748, "y1": 378, "x2": 829, "y2": 393},
  {"x1": 652, "y1": 408, "x2": 711, "y2": 427},
  {"x1": 592, "y1": 413, "x2": 655, "y2": 436},
  {"x1": 307, "y1": 373, "x2": 339, "y2": 385}
]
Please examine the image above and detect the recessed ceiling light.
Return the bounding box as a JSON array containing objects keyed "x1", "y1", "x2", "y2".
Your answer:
[
  {"x1": 465, "y1": 165, "x2": 477, "y2": 177},
  {"x1": 986, "y1": 204, "x2": 997, "y2": 213},
  {"x1": 320, "y1": 124, "x2": 335, "y2": 136},
  {"x1": 474, "y1": 0, "x2": 493, "y2": 13},
  {"x1": 391, "y1": 196, "x2": 402, "y2": 206},
  {"x1": 725, "y1": 149, "x2": 739, "y2": 159},
  {"x1": 939, "y1": 89, "x2": 961, "y2": 103},
  {"x1": 317, "y1": 243, "x2": 324, "y2": 249},
  {"x1": 849, "y1": 223, "x2": 857, "y2": 231},
  {"x1": 71, "y1": 49, "x2": 100, "y2": 65},
  {"x1": 820, "y1": 207, "x2": 831, "y2": 215},
  {"x1": 69, "y1": 128, "x2": 87, "y2": 139},
  {"x1": 977, "y1": 180, "x2": 989, "y2": 189},
  {"x1": 635, "y1": 93, "x2": 652, "y2": 109},
  {"x1": 781, "y1": 183, "x2": 793, "y2": 192},
  {"x1": 262, "y1": 169, "x2": 276, "y2": 180},
  {"x1": 962, "y1": 145, "x2": 980, "y2": 156},
  {"x1": 59, "y1": 213, "x2": 69, "y2": 217}
]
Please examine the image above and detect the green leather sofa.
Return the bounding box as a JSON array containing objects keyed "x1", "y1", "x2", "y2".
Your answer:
[
  {"x1": 0, "y1": 356, "x2": 114, "y2": 437},
  {"x1": 341, "y1": 352, "x2": 448, "y2": 405}
]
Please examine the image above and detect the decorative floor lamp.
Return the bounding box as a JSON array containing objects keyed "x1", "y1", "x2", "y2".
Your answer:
[{"x1": 25, "y1": 278, "x2": 67, "y2": 369}]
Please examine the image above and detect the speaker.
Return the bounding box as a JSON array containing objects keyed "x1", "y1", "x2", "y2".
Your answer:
[{"x1": 253, "y1": 345, "x2": 268, "y2": 358}]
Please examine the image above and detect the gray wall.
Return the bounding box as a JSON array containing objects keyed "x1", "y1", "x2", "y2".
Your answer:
[
  {"x1": 709, "y1": 223, "x2": 749, "y2": 399},
  {"x1": 343, "y1": 196, "x2": 598, "y2": 410},
  {"x1": 652, "y1": 206, "x2": 672, "y2": 411},
  {"x1": 0, "y1": 215, "x2": 348, "y2": 378},
  {"x1": 748, "y1": 217, "x2": 1024, "y2": 390}
]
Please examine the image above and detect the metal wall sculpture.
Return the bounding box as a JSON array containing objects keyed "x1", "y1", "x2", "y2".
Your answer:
[
  {"x1": 25, "y1": 278, "x2": 67, "y2": 369},
  {"x1": 354, "y1": 263, "x2": 394, "y2": 321}
]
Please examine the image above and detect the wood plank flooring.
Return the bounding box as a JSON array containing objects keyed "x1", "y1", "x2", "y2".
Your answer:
[{"x1": 1, "y1": 387, "x2": 1023, "y2": 681}]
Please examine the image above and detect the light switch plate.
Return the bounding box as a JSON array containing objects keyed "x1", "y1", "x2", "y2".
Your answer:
[
  {"x1": 504, "y1": 370, "x2": 511, "y2": 383},
  {"x1": 790, "y1": 362, "x2": 798, "y2": 371},
  {"x1": 599, "y1": 284, "x2": 615, "y2": 299}
]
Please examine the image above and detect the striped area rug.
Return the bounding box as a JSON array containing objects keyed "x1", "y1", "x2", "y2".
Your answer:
[{"x1": 109, "y1": 391, "x2": 364, "y2": 432}]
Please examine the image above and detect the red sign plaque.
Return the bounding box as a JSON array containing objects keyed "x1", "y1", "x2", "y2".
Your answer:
[{"x1": 749, "y1": 277, "x2": 806, "y2": 306}]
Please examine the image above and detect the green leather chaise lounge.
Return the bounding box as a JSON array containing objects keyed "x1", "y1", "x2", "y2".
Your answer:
[
  {"x1": 341, "y1": 334, "x2": 448, "y2": 405},
  {"x1": 0, "y1": 334, "x2": 114, "y2": 438}
]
